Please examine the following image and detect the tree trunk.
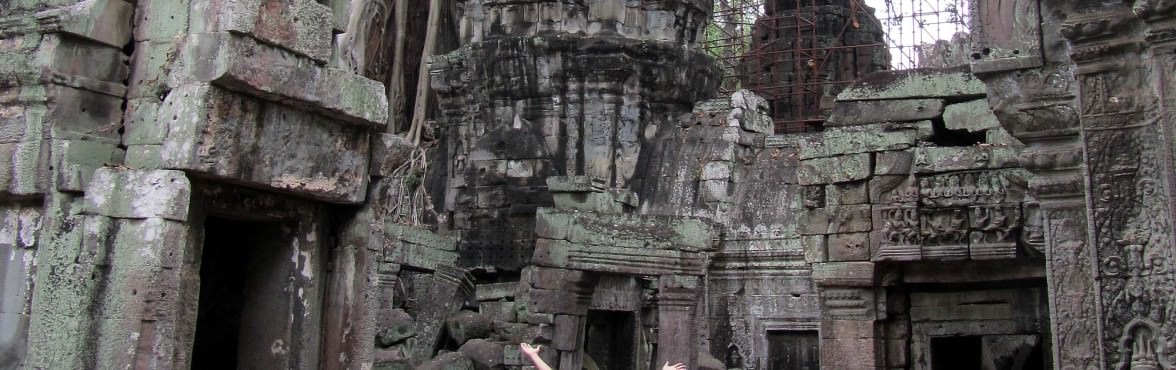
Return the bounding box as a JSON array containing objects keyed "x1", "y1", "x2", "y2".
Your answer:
[{"x1": 406, "y1": 0, "x2": 444, "y2": 145}]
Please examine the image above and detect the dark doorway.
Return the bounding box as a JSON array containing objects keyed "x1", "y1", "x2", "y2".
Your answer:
[
  {"x1": 585, "y1": 310, "x2": 636, "y2": 370},
  {"x1": 767, "y1": 330, "x2": 819, "y2": 370},
  {"x1": 191, "y1": 217, "x2": 293, "y2": 370},
  {"x1": 931, "y1": 336, "x2": 983, "y2": 370}
]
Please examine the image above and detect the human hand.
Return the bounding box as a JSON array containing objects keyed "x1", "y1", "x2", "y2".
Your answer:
[
  {"x1": 662, "y1": 362, "x2": 686, "y2": 370},
  {"x1": 520, "y1": 343, "x2": 543, "y2": 357}
]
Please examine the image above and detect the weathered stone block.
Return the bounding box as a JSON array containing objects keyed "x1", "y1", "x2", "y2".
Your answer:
[
  {"x1": 836, "y1": 67, "x2": 986, "y2": 101},
  {"x1": 546, "y1": 176, "x2": 606, "y2": 192},
  {"x1": 370, "y1": 133, "x2": 416, "y2": 177},
  {"x1": 828, "y1": 232, "x2": 871, "y2": 262},
  {"x1": 826, "y1": 181, "x2": 869, "y2": 206},
  {"x1": 157, "y1": 84, "x2": 371, "y2": 203},
  {"x1": 912, "y1": 146, "x2": 1019, "y2": 174},
  {"x1": 478, "y1": 301, "x2": 517, "y2": 323},
  {"x1": 802, "y1": 234, "x2": 827, "y2": 263},
  {"x1": 800, "y1": 125, "x2": 922, "y2": 160},
  {"x1": 457, "y1": 339, "x2": 507, "y2": 370},
  {"x1": 943, "y1": 99, "x2": 1001, "y2": 132},
  {"x1": 475, "y1": 282, "x2": 518, "y2": 301},
  {"x1": 446, "y1": 310, "x2": 493, "y2": 344},
  {"x1": 873, "y1": 150, "x2": 914, "y2": 175},
  {"x1": 190, "y1": 0, "x2": 333, "y2": 62},
  {"x1": 0, "y1": 140, "x2": 46, "y2": 196},
  {"x1": 43, "y1": 0, "x2": 135, "y2": 47},
  {"x1": 824, "y1": 99, "x2": 944, "y2": 126},
  {"x1": 797, "y1": 153, "x2": 871, "y2": 185},
  {"x1": 531, "y1": 239, "x2": 708, "y2": 276},
  {"x1": 868, "y1": 175, "x2": 918, "y2": 204},
  {"x1": 134, "y1": 0, "x2": 191, "y2": 42},
  {"x1": 701, "y1": 161, "x2": 732, "y2": 180},
  {"x1": 83, "y1": 169, "x2": 190, "y2": 221},
  {"x1": 551, "y1": 192, "x2": 622, "y2": 213},
  {"x1": 170, "y1": 32, "x2": 387, "y2": 127},
  {"x1": 799, "y1": 205, "x2": 872, "y2": 235},
  {"x1": 54, "y1": 139, "x2": 124, "y2": 192},
  {"x1": 561, "y1": 211, "x2": 717, "y2": 251},
  {"x1": 417, "y1": 352, "x2": 475, "y2": 370},
  {"x1": 812, "y1": 262, "x2": 874, "y2": 287}
]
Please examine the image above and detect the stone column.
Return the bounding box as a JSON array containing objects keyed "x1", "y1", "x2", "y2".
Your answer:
[{"x1": 657, "y1": 275, "x2": 702, "y2": 370}]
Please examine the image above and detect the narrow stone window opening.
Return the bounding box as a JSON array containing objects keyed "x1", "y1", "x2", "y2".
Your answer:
[{"x1": 929, "y1": 117, "x2": 986, "y2": 147}]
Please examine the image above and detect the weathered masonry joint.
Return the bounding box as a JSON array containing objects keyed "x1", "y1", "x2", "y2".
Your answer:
[{"x1": 2, "y1": 0, "x2": 1176, "y2": 370}]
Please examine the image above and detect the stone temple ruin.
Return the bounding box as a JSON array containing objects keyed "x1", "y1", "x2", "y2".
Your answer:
[{"x1": 1, "y1": 0, "x2": 1176, "y2": 369}]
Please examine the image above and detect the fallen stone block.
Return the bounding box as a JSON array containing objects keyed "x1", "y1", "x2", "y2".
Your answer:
[
  {"x1": 446, "y1": 310, "x2": 493, "y2": 345},
  {"x1": 417, "y1": 352, "x2": 475, "y2": 370},
  {"x1": 457, "y1": 339, "x2": 506, "y2": 370},
  {"x1": 376, "y1": 308, "x2": 416, "y2": 348}
]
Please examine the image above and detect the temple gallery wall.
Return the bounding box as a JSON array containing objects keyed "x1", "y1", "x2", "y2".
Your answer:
[{"x1": 0, "y1": 0, "x2": 1175, "y2": 369}]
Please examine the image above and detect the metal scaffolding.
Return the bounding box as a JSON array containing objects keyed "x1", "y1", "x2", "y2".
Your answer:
[{"x1": 704, "y1": 0, "x2": 973, "y2": 134}]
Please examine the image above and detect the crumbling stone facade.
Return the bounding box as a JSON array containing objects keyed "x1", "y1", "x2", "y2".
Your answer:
[{"x1": 3, "y1": 0, "x2": 1176, "y2": 369}]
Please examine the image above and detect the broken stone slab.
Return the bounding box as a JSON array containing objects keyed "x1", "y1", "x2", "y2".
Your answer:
[
  {"x1": 911, "y1": 146, "x2": 1020, "y2": 174},
  {"x1": 797, "y1": 153, "x2": 872, "y2": 185},
  {"x1": 943, "y1": 99, "x2": 1001, "y2": 132},
  {"x1": 169, "y1": 32, "x2": 387, "y2": 127},
  {"x1": 83, "y1": 168, "x2": 190, "y2": 221},
  {"x1": 531, "y1": 239, "x2": 709, "y2": 276},
  {"x1": 153, "y1": 84, "x2": 371, "y2": 203},
  {"x1": 189, "y1": 0, "x2": 333, "y2": 62},
  {"x1": 376, "y1": 308, "x2": 417, "y2": 347},
  {"x1": 540, "y1": 210, "x2": 717, "y2": 251},
  {"x1": 411, "y1": 265, "x2": 475, "y2": 362},
  {"x1": 836, "y1": 67, "x2": 986, "y2": 101},
  {"x1": 824, "y1": 99, "x2": 944, "y2": 127},
  {"x1": 446, "y1": 310, "x2": 493, "y2": 345},
  {"x1": 799, "y1": 122, "x2": 929, "y2": 159},
  {"x1": 802, "y1": 235, "x2": 827, "y2": 263},
  {"x1": 416, "y1": 352, "x2": 475, "y2": 370},
  {"x1": 457, "y1": 339, "x2": 507, "y2": 370}
]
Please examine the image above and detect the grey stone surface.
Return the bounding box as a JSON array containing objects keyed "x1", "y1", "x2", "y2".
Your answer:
[
  {"x1": 824, "y1": 99, "x2": 944, "y2": 126},
  {"x1": 836, "y1": 67, "x2": 987, "y2": 101}
]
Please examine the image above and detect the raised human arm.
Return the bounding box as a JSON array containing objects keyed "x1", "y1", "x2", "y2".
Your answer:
[{"x1": 520, "y1": 343, "x2": 553, "y2": 370}]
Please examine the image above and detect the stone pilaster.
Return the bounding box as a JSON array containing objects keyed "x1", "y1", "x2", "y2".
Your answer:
[
  {"x1": 812, "y1": 262, "x2": 879, "y2": 370},
  {"x1": 657, "y1": 275, "x2": 702, "y2": 370}
]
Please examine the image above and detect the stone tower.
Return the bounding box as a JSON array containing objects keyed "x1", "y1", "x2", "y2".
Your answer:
[{"x1": 429, "y1": 1, "x2": 722, "y2": 270}]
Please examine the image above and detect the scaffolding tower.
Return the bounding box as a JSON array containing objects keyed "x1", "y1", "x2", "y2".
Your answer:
[{"x1": 704, "y1": 0, "x2": 973, "y2": 134}]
